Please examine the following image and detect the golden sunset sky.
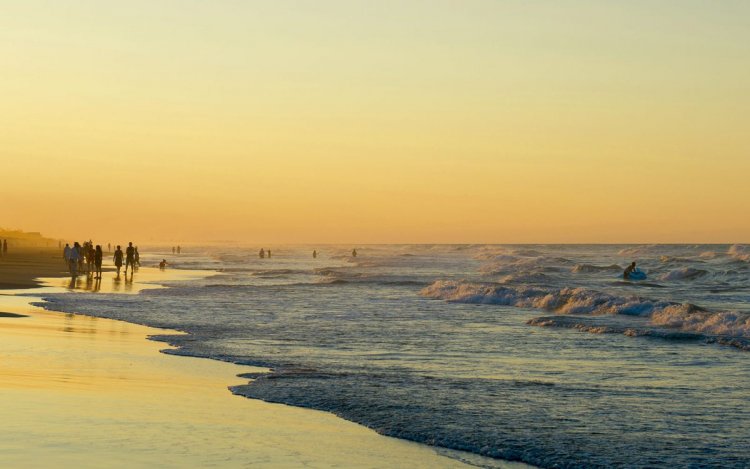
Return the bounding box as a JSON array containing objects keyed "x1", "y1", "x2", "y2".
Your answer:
[{"x1": 1, "y1": 1, "x2": 748, "y2": 243}]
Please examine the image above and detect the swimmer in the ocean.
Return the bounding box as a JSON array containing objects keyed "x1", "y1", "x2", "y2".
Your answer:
[{"x1": 623, "y1": 261, "x2": 637, "y2": 280}]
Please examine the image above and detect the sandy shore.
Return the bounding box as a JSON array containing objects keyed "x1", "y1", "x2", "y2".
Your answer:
[
  {"x1": 0, "y1": 267, "x2": 524, "y2": 468},
  {"x1": 0, "y1": 247, "x2": 68, "y2": 289}
]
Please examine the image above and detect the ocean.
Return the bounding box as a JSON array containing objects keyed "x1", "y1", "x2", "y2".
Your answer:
[{"x1": 36, "y1": 244, "x2": 750, "y2": 468}]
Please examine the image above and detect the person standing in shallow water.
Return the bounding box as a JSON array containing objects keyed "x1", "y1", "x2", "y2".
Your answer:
[
  {"x1": 113, "y1": 245, "x2": 124, "y2": 277},
  {"x1": 94, "y1": 245, "x2": 103, "y2": 279},
  {"x1": 267, "y1": 249, "x2": 271, "y2": 258},
  {"x1": 177, "y1": 245, "x2": 181, "y2": 254},
  {"x1": 63, "y1": 243, "x2": 71, "y2": 270},
  {"x1": 69, "y1": 242, "x2": 81, "y2": 278},
  {"x1": 313, "y1": 250, "x2": 317, "y2": 259},
  {"x1": 352, "y1": 248, "x2": 357, "y2": 258},
  {"x1": 3, "y1": 239, "x2": 7, "y2": 255},
  {"x1": 125, "y1": 242, "x2": 136, "y2": 275},
  {"x1": 77, "y1": 243, "x2": 85, "y2": 273},
  {"x1": 86, "y1": 243, "x2": 95, "y2": 275}
]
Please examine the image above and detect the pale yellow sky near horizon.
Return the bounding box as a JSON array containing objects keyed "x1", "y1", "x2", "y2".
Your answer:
[{"x1": 1, "y1": 1, "x2": 748, "y2": 243}]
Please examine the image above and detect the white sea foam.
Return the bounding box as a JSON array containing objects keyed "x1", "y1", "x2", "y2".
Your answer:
[
  {"x1": 651, "y1": 307, "x2": 750, "y2": 337},
  {"x1": 420, "y1": 280, "x2": 672, "y2": 316},
  {"x1": 423, "y1": 279, "x2": 750, "y2": 339}
]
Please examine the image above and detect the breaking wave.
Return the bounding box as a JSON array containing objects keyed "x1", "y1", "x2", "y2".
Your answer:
[
  {"x1": 699, "y1": 251, "x2": 719, "y2": 259},
  {"x1": 658, "y1": 267, "x2": 709, "y2": 281},
  {"x1": 571, "y1": 263, "x2": 622, "y2": 273},
  {"x1": 617, "y1": 245, "x2": 659, "y2": 256},
  {"x1": 527, "y1": 316, "x2": 704, "y2": 341},
  {"x1": 422, "y1": 280, "x2": 750, "y2": 342},
  {"x1": 498, "y1": 272, "x2": 551, "y2": 284},
  {"x1": 421, "y1": 280, "x2": 674, "y2": 316},
  {"x1": 480, "y1": 256, "x2": 570, "y2": 276},
  {"x1": 729, "y1": 244, "x2": 750, "y2": 262},
  {"x1": 651, "y1": 308, "x2": 750, "y2": 337}
]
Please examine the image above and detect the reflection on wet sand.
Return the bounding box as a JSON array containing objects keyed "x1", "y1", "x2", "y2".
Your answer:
[{"x1": 47, "y1": 267, "x2": 207, "y2": 295}]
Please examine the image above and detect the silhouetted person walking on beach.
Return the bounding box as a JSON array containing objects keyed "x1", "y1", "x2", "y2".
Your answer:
[
  {"x1": 70, "y1": 242, "x2": 81, "y2": 278},
  {"x1": 85, "y1": 242, "x2": 95, "y2": 275},
  {"x1": 113, "y1": 245, "x2": 124, "y2": 277},
  {"x1": 125, "y1": 242, "x2": 136, "y2": 275},
  {"x1": 63, "y1": 243, "x2": 71, "y2": 271},
  {"x1": 94, "y1": 245, "x2": 103, "y2": 279},
  {"x1": 108, "y1": 243, "x2": 111, "y2": 252},
  {"x1": 77, "y1": 243, "x2": 84, "y2": 273}
]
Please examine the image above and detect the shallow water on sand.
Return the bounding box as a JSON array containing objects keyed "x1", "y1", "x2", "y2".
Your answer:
[
  {"x1": 37, "y1": 244, "x2": 750, "y2": 468},
  {"x1": 1, "y1": 290, "x2": 489, "y2": 468}
]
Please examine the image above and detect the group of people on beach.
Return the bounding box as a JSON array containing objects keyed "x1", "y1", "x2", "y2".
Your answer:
[
  {"x1": 63, "y1": 241, "x2": 104, "y2": 278},
  {"x1": 111, "y1": 242, "x2": 140, "y2": 277},
  {"x1": 63, "y1": 241, "x2": 140, "y2": 279},
  {"x1": 171, "y1": 246, "x2": 182, "y2": 254}
]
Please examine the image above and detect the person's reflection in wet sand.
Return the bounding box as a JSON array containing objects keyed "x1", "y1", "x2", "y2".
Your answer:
[
  {"x1": 92, "y1": 276, "x2": 102, "y2": 293},
  {"x1": 124, "y1": 272, "x2": 134, "y2": 292},
  {"x1": 111, "y1": 276, "x2": 122, "y2": 292}
]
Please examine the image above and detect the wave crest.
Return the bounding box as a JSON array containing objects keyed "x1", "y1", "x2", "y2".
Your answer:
[
  {"x1": 651, "y1": 307, "x2": 750, "y2": 337},
  {"x1": 571, "y1": 263, "x2": 622, "y2": 273},
  {"x1": 658, "y1": 267, "x2": 708, "y2": 281},
  {"x1": 728, "y1": 244, "x2": 750, "y2": 261},
  {"x1": 420, "y1": 280, "x2": 672, "y2": 316}
]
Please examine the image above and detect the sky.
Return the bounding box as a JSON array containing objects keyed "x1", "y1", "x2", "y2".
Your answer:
[{"x1": 1, "y1": 0, "x2": 748, "y2": 243}]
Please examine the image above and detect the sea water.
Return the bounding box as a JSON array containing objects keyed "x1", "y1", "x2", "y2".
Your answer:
[{"x1": 36, "y1": 244, "x2": 750, "y2": 468}]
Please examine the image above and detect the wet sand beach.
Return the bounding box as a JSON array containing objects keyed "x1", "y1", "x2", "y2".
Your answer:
[
  {"x1": 0, "y1": 267, "x2": 515, "y2": 468},
  {"x1": 0, "y1": 247, "x2": 68, "y2": 289}
]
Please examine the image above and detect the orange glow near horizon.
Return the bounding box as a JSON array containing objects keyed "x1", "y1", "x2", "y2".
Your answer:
[{"x1": 1, "y1": 1, "x2": 749, "y2": 243}]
